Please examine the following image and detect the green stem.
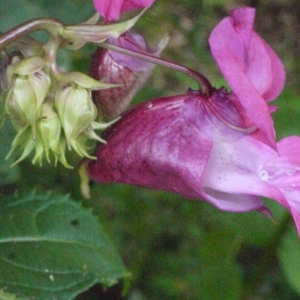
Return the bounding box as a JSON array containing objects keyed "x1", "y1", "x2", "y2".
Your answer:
[
  {"x1": 242, "y1": 212, "x2": 292, "y2": 299},
  {"x1": 101, "y1": 41, "x2": 214, "y2": 96},
  {"x1": 0, "y1": 18, "x2": 64, "y2": 48}
]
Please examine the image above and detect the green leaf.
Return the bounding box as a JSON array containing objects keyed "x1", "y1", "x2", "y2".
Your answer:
[
  {"x1": 278, "y1": 227, "x2": 300, "y2": 296},
  {"x1": 0, "y1": 191, "x2": 129, "y2": 300}
]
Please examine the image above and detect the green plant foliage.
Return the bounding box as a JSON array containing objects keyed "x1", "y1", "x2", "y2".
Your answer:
[
  {"x1": 0, "y1": 289, "x2": 27, "y2": 300},
  {"x1": 279, "y1": 227, "x2": 300, "y2": 296},
  {"x1": 0, "y1": 191, "x2": 129, "y2": 300}
]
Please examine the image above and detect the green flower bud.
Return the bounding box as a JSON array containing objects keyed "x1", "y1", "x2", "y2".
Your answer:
[
  {"x1": 55, "y1": 84, "x2": 96, "y2": 152},
  {"x1": 33, "y1": 102, "x2": 72, "y2": 168},
  {"x1": 6, "y1": 102, "x2": 72, "y2": 168},
  {"x1": 55, "y1": 73, "x2": 119, "y2": 158},
  {"x1": 5, "y1": 56, "x2": 51, "y2": 131}
]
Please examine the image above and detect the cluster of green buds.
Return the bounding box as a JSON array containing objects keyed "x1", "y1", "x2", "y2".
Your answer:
[{"x1": 0, "y1": 11, "x2": 142, "y2": 168}]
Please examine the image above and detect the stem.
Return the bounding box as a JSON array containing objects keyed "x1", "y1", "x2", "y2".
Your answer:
[
  {"x1": 101, "y1": 41, "x2": 214, "y2": 96},
  {"x1": 242, "y1": 212, "x2": 292, "y2": 299},
  {"x1": 0, "y1": 18, "x2": 64, "y2": 49}
]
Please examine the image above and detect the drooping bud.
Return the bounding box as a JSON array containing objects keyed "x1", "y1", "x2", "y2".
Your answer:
[
  {"x1": 89, "y1": 32, "x2": 168, "y2": 119},
  {"x1": 5, "y1": 56, "x2": 51, "y2": 131},
  {"x1": 54, "y1": 72, "x2": 119, "y2": 158},
  {"x1": 6, "y1": 102, "x2": 71, "y2": 168},
  {"x1": 33, "y1": 102, "x2": 71, "y2": 168}
]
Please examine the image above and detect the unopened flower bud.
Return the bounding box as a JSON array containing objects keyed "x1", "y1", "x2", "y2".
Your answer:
[
  {"x1": 55, "y1": 84, "x2": 96, "y2": 151},
  {"x1": 55, "y1": 73, "x2": 118, "y2": 158},
  {"x1": 6, "y1": 102, "x2": 72, "y2": 168},
  {"x1": 5, "y1": 56, "x2": 51, "y2": 130},
  {"x1": 33, "y1": 103, "x2": 72, "y2": 168},
  {"x1": 89, "y1": 32, "x2": 168, "y2": 119}
]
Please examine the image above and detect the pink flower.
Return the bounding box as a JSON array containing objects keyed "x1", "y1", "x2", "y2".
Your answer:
[
  {"x1": 87, "y1": 90, "x2": 300, "y2": 233},
  {"x1": 87, "y1": 8, "x2": 300, "y2": 232},
  {"x1": 89, "y1": 32, "x2": 167, "y2": 119},
  {"x1": 209, "y1": 7, "x2": 285, "y2": 148},
  {"x1": 93, "y1": 0, "x2": 155, "y2": 22},
  {"x1": 87, "y1": 89, "x2": 269, "y2": 215}
]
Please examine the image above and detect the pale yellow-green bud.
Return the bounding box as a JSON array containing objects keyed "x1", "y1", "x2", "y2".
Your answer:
[
  {"x1": 55, "y1": 73, "x2": 119, "y2": 158},
  {"x1": 35, "y1": 102, "x2": 62, "y2": 162},
  {"x1": 5, "y1": 56, "x2": 51, "y2": 131},
  {"x1": 6, "y1": 102, "x2": 72, "y2": 168},
  {"x1": 33, "y1": 102, "x2": 72, "y2": 168},
  {"x1": 55, "y1": 83, "x2": 97, "y2": 153}
]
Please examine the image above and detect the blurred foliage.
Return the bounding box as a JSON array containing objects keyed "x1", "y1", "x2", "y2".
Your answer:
[{"x1": 0, "y1": 0, "x2": 299, "y2": 299}]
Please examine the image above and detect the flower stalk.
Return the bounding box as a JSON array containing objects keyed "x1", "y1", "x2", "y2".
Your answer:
[
  {"x1": 0, "y1": 18, "x2": 64, "y2": 49},
  {"x1": 100, "y1": 41, "x2": 214, "y2": 96}
]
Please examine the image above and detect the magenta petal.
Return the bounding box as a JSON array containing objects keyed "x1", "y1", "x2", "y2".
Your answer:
[
  {"x1": 90, "y1": 32, "x2": 166, "y2": 119},
  {"x1": 107, "y1": 31, "x2": 166, "y2": 71},
  {"x1": 265, "y1": 137, "x2": 300, "y2": 235},
  {"x1": 122, "y1": 0, "x2": 155, "y2": 12},
  {"x1": 88, "y1": 95, "x2": 213, "y2": 200},
  {"x1": 276, "y1": 136, "x2": 300, "y2": 165},
  {"x1": 183, "y1": 90, "x2": 250, "y2": 142},
  {"x1": 209, "y1": 7, "x2": 285, "y2": 148},
  {"x1": 246, "y1": 33, "x2": 285, "y2": 102},
  {"x1": 203, "y1": 187, "x2": 270, "y2": 214},
  {"x1": 278, "y1": 188, "x2": 300, "y2": 235},
  {"x1": 93, "y1": 0, "x2": 155, "y2": 22},
  {"x1": 93, "y1": 0, "x2": 123, "y2": 22},
  {"x1": 202, "y1": 136, "x2": 281, "y2": 213}
]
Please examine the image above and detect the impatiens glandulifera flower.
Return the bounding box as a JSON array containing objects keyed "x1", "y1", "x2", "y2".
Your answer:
[
  {"x1": 86, "y1": 91, "x2": 269, "y2": 213},
  {"x1": 89, "y1": 31, "x2": 168, "y2": 119},
  {"x1": 86, "y1": 90, "x2": 300, "y2": 234},
  {"x1": 84, "y1": 7, "x2": 300, "y2": 232},
  {"x1": 209, "y1": 7, "x2": 285, "y2": 148},
  {"x1": 93, "y1": 0, "x2": 155, "y2": 22}
]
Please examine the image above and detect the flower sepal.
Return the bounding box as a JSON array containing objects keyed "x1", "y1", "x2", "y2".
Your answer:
[
  {"x1": 59, "y1": 71, "x2": 121, "y2": 90},
  {"x1": 62, "y1": 10, "x2": 145, "y2": 50}
]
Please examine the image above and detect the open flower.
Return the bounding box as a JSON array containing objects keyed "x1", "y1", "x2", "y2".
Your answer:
[
  {"x1": 86, "y1": 89, "x2": 300, "y2": 234},
  {"x1": 89, "y1": 31, "x2": 168, "y2": 119},
  {"x1": 84, "y1": 7, "x2": 300, "y2": 233},
  {"x1": 93, "y1": 0, "x2": 155, "y2": 22},
  {"x1": 86, "y1": 91, "x2": 268, "y2": 214}
]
